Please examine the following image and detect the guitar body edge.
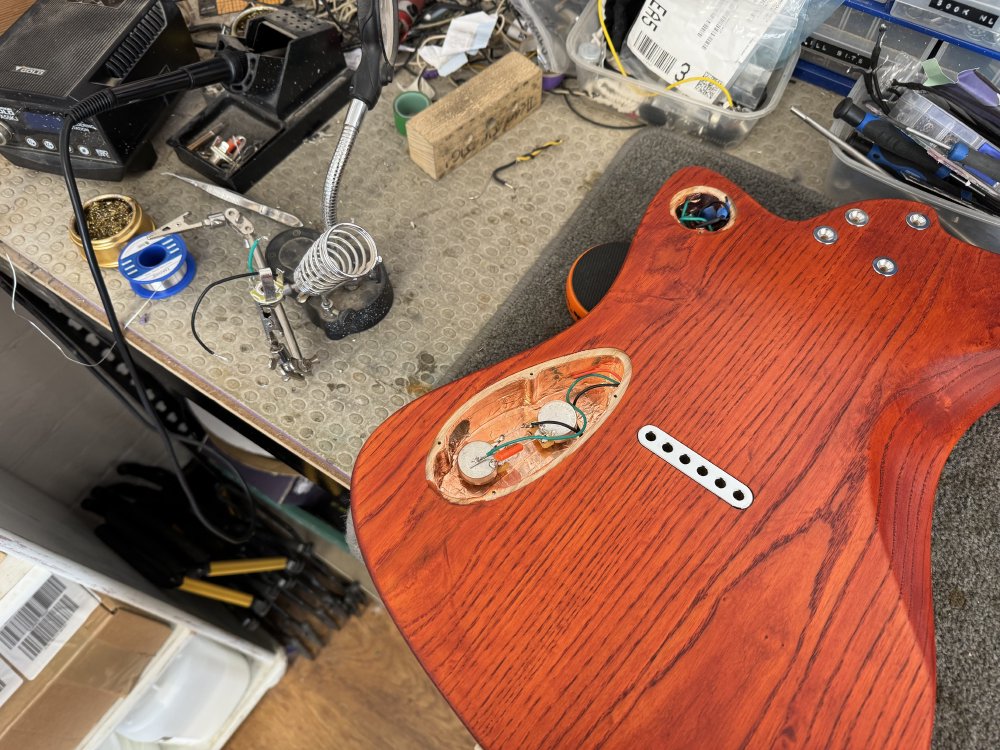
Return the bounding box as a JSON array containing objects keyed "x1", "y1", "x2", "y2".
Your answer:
[{"x1": 352, "y1": 167, "x2": 1000, "y2": 749}]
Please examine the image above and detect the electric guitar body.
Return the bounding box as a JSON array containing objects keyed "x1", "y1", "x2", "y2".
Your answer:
[{"x1": 351, "y1": 167, "x2": 1000, "y2": 749}]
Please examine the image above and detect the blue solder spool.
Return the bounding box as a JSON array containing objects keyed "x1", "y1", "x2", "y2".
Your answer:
[{"x1": 118, "y1": 233, "x2": 196, "y2": 298}]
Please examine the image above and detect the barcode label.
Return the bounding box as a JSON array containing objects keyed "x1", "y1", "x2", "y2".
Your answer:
[
  {"x1": 0, "y1": 659, "x2": 22, "y2": 708},
  {"x1": 18, "y1": 594, "x2": 80, "y2": 661},
  {"x1": 0, "y1": 569, "x2": 98, "y2": 679},
  {"x1": 625, "y1": 0, "x2": 782, "y2": 103},
  {"x1": 632, "y1": 32, "x2": 677, "y2": 76},
  {"x1": 0, "y1": 576, "x2": 66, "y2": 649}
]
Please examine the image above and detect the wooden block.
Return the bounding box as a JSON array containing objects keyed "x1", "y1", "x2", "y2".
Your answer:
[
  {"x1": 0, "y1": 0, "x2": 34, "y2": 35},
  {"x1": 406, "y1": 53, "x2": 542, "y2": 180}
]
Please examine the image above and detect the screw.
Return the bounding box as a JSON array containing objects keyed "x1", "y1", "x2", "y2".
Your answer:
[
  {"x1": 845, "y1": 208, "x2": 869, "y2": 226},
  {"x1": 906, "y1": 212, "x2": 929, "y2": 230},
  {"x1": 814, "y1": 226, "x2": 838, "y2": 244},
  {"x1": 873, "y1": 257, "x2": 898, "y2": 276}
]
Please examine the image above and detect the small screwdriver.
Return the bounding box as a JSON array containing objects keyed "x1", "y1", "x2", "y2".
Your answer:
[
  {"x1": 834, "y1": 98, "x2": 952, "y2": 184},
  {"x1": 936, "y1": 140, "x2": 1000, "y2": 185}
]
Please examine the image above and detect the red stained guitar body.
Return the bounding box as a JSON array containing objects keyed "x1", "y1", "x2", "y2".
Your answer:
[{"x1": 351, "y1": 168, "x2": 1000, "y2": 748}]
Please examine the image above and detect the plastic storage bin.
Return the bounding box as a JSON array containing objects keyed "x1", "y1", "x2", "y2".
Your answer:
[
  {"x1": 800, "y1": 4, "x2": 934, "y2": 80},
  {"x1": 115, "y1": 636, "x2": 251, "y2": 744},
  {"x1": 891, "y1": 0, "x2": 1000, "y2": 48},
  {"x1": 891, "y1": 87, "x2": 1000, "y2": 156},
  {"x1": 825, "y1": 79, "x2": 1000, "y2": 252},
  {"x1": 566, "y1": 0, "x2": 799, "y2": 146},
  {"x1": 935, "y1": 41, "x2": 1000, "y2": 83}
]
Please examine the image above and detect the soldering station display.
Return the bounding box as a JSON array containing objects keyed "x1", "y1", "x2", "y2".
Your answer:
[{"x1": 0, "y1": 0, "x2": 199, "y2": 178}]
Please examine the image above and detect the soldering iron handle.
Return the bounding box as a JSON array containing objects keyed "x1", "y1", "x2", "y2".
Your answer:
[
  {"x1": 352, "y1": 0, "x2": 398, "y2": 108},
  {"x1": 834, "y1": 97, "x2": 943, "y2": 179},
  {"x1": 68, "y1": 50, "x2": 248, "y2": 123}
]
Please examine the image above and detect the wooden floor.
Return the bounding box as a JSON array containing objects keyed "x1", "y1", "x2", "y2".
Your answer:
[{"x1": 226, "y1": 607, "x2": 475, "y2": 750}]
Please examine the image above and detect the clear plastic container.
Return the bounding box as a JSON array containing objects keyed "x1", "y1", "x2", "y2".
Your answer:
[
  {"x1": 509, "y1": 0, "x2": 590, "y2": 74},
  {"x1": 891, "y1": 0, "x2": 1000, "y2": 48},
  {"x1": 935, "y1": 41, "x2": 1000, "y2": 84},
  {"x1": 800, "y1": 5, "x2": 934, "y2": 80},
  {"x1": 566, "y1": 0, "x2": 799, "y2": 146},
  {"x1": 115, "y1": 636, "x2": 251, "y2": 745},
  {"x1": 825, "y1": 79, "x2": 1000, "y2": 252},
  {"x1": 891, "y1": 87, "x2": 999, "y2": 153}
]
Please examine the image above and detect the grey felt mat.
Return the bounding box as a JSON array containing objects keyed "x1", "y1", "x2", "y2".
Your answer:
[{"x1": 449, "y1": 128, "x2": 1000, "y2": 748}]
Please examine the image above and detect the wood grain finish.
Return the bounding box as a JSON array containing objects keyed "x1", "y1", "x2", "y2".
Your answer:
[{"x1": 351, "y1": 167, "x2": 1000, "y2": 749}]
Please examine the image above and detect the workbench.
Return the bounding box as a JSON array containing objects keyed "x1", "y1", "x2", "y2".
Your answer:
[{"x1": 0, "y1": 79, "x2": 837, "y2": 489}]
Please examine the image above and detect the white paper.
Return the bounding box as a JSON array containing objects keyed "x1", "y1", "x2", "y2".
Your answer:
[
  {"x1": 0, "y1": 568, "x2": 99, "y2": 679},
  {"x1": 419, "y1": 45, "x2": 470, "y2": 77},
  {"x1": 441, "y1": 12, "x2": 498, "y2": 57},
  {"x1": 625, "y1": 0, "x2": 782, "y2": 102}
]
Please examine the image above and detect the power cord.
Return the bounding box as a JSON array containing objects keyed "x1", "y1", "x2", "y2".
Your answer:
[
  {"x1": 57, "y1": 52, "x2": 254, "y2": 544},
  {"x1": 0, "y1": 267, "x2": 257, "y2": 541}
]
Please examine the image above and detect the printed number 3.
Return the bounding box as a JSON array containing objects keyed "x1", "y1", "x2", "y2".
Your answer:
[{"x1": 675, "y1": 63, "x2": 691, "y2": 81}]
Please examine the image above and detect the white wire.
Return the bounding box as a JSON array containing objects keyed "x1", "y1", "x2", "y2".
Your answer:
[{"x1": 5, "y1": 253, "x2": 151, "y2": 368}]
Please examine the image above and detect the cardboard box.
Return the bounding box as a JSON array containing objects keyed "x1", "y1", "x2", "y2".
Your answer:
[
  {"x1": 0, "y1": 0, "x2": 33, "y2": 36},
  {"x1": 0, "y1": 603, "x2": 172, "y2": 750}
]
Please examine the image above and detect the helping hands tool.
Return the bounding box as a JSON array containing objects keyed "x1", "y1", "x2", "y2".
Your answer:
[{"x1": 124, "y1": 209, "x2": 313, "y2": 379}]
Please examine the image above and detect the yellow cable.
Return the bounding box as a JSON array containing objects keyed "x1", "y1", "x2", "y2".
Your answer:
[
  {"x1": 514, "y1": 140, "x2": 563, "y2": 162},
  {"x1": 666, "y1": 76, "x2": 735, "y2": 110},
  {"x1": 595, "y1": 0, "x2": 734, "y2": 109},
  {"x1": 597, "y1": 0, "x2": 656, "y2": 98},
  {"x1": 597, "y1": 0, "x2": 629, "y2": 81}
]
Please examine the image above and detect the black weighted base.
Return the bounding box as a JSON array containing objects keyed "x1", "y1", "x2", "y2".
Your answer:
[{"x1": 265, "y1": 227, "x2": 394, "y2": 341}]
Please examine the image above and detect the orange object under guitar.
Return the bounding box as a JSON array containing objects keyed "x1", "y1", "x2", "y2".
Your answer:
[{"x1": 351, "y1": 167, "x2": 1000, "y2": 748}]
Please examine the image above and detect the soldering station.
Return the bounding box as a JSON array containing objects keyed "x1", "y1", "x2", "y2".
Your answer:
[{"x1": 2, "y1": 0, "x2": 1000, "y2": 747}]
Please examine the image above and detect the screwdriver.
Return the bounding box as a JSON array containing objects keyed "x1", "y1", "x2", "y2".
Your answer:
[
  {"x1": 929, "y1": 138, "x2": 1000, "y2": 185},
  {"x1": 834, "y1": 97, "x2": 953, "y2": 184},
  {"x1": 864, "y1": 111, "x2": 1000, "y2": 187}
]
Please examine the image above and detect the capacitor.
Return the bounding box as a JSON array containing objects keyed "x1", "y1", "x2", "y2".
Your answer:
[{"x1": 457, "y1": 440, "x2": 498, "y2": 486}]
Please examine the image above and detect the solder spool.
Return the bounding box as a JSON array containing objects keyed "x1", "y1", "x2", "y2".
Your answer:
[{"x1": 118, "y1": 233, "x2": 197, "y2": 298}]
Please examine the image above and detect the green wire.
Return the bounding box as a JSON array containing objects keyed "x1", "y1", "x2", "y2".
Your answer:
[
  {"x1": 246, "y1": 238, "x2": 260, "y2": 272},
  {"x1": 484, "y1": 373, "x2": 620, "y2": 458},
  {"x1": 565, "y1": 372, "x2": 620, "y2": 403},
  {"x1": 679, "y1": 198, "x2": 708, "y2": 224},
  {"x1": 485, "y1": 405, "x2": 588, "y2": 457}
]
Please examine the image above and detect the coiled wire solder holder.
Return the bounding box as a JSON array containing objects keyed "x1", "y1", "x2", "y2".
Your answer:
[
  {"x1": 281, "y1": 0, "x2": 399, "y2": 338},
  {"x1": 277, "y1": 98, "x2": 394, "y2": 339}
]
